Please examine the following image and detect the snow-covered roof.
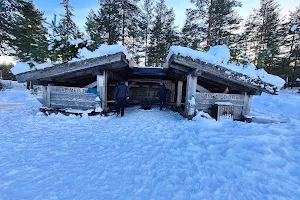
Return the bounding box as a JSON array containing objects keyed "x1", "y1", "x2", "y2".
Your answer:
[
  {"x1": 78, "y1": 44, "x2": 131, "y2": 61},
  {"x1": 167, "y1": 45, "x2": 285, "y2": 94},
  {"x1": 11, "y1": 44, "x2": 131, "y2": 75},
  {"x1": 11, "y1": 62, "x2": 53, "y2": 75}
]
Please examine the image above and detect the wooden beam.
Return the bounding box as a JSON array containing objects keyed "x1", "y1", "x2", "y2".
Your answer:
[
  {"x1": 170, "y1": 54, "x2": 277, "y2": 95},
  {"x1": 46, "y1": 84, "x2": 51, "y2": 107},
  {"x1": 15, "y1": 53, "x2": 126, "y2": 83},
  {"x1": 128, "y1": 79, "x2": 164, "y2": 83},
  {"x1": 184, "y1": 74, "x2": 197, "y2": 117},
  {"x1": 106, "y1": 71, "x2": 124, "y2": 81},
  {"x1": 170, "y1": 63, "x2": 193, "y2": 73},
  {"x1": 199, "y1": 72, "x2": 254, "y2": 92},
  {"x1": 171, "y1": 82, "x2": 176, "y2": 103},
  {"x1": 85, "y1": 81, "x2": 97, "y2": 88},
  {"x1": 176, "y1": 81, "x2": 183, "y2": 107},
  {"x1": 196, "y1": 84, "x2": 211, "y2": 93},
  {"x1": 42, "y1": 86, "x2": 46, "y2": 106},
  {"x1": 128, "y1": 81, "x2": 137, "y2": 88}
]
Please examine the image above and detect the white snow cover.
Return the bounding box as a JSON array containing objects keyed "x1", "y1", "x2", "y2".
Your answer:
[
  {"x1": 11, "y1": 62, "x2": 53, "y2": 75},
  {"x1": 0, "y1": 88, "x2": 300, "y2": 199},
  {"x1": 167, "y1": 45, "x2": 285, "y2": 90},
  {"x1": 78, "y1": 44, "x2": 131, "y2": 61},
  {"x1": 291, "y1": 24, "x2": 298, "y2": 32}
]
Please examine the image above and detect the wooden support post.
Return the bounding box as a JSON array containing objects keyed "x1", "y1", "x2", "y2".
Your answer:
[
  {"x1": 171, "y1": 82, "x2": 176, "y2": 103},
  {"x1": 42, "y1": 86, "x2": 47, "y2": 106},
  {"x1": 45, "y1": 84, "x2": 51, "y2": 108},
  {"x1": 176, "y1": 81, "x2": 183, "y2": 107},
  {"x1": 184, "y1": 74, "x2": 197, "y2": 117},
  {"x1": 97, "y1": 71, "x2": 107, "y2": 112},
  {"x1": 242, "y1": 93, "x2": 253, "y2": 116}
]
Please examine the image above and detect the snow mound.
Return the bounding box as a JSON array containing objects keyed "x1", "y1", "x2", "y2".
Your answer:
[
  {"x1": 78, "y1": 44, "x2": 131, "y2": 61},
  {"x1": 207, "y1": 45, "x2": 231, "y2": 64},
  {"x1": 167, "y1": 45, "x2": 285, "y2": 91},
  {"x1": 11, "y1": 62, "x2": 53, "y2": 75}
]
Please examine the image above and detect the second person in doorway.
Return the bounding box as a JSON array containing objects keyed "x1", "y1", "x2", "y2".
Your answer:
[
  {"x1": 114, "y1": 82, "x2": 130, "y2": 116},
  {"x1": 157, "y1": 82, "x2": 167, "y2": 110}
]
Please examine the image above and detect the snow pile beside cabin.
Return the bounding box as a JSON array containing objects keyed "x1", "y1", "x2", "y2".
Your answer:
[
  {"x1": 167, "y1": 45, "x2": 285, "y2": 94},
  {"x1": 11, "y1": 44, "x2": 131, "y2": 75}
]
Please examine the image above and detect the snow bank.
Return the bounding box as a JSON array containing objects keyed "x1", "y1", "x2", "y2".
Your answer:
[
  {"x1": 1, "y1": 89, "x2": 300, "y2": 199},
  {"x1": 11, "y1": 62, "x2": 53, "y2": 75},
  {"x1": 78, "y1": 44, "x2": 131, "y2": 61},
  {"x1": 167, "y1": 45, "x2": 285, "y2": 90},
  {"x1": 0, "y1": 80, "x2": 26, "y2": 89}
]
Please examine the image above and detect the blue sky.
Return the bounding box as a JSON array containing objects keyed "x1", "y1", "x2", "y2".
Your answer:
[{"x1": 33, "y1": 0, "x2": 299, "y2": 31}]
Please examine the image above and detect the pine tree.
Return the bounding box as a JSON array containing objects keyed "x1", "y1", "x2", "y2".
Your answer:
[
  {"x1": 4, "y1": 1, "x2": 49, "y2": 64},
  {"x1": 49, "y1": 0, "x2": 90, "y2": 63},
  {"x1": 189, "y1": 0, "x2": 241, "y2": 47},
  {"x1": 141, "y1": 0, "x2": 154, "y2": 65},
  {"x1": 86, "y1": 0, "x2": 121, "y2": 45},
  {"x1": 0, "y1": 0, "x2": 24, "y2": 53},
  {"x1": 85, "y1": 10, "x2": 104, "y2": 49},
  {"x1": 121, "y1": 0, "x2": 145, "y2": 63},
  {"x1": 59, "y1": 0, "x2": 80, "y2": 40},
  {"x1": 148, "y1": 0, "x2": 177, "y2": 67},
  {"x1": 284, "y1": 5, "x2": 300, "y2": 81},
  {"x1": 180, "y1": 9, "x2": 205, "y2": 50},
  {"x1": 253, "y1": 0, "x2": 281, "y2": 72}
]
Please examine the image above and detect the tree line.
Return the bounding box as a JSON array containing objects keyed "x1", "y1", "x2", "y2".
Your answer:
[{"x1": 0, "y1": 0, "x2": 299, "y2": 81}]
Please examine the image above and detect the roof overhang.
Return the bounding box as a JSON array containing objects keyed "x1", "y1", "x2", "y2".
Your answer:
[
  {"x1": 168, "y1": 54, "x2": 278, "y2": 95},
  {"x1": 15, "y1": 52, "x2": 130, "y2": 83}
]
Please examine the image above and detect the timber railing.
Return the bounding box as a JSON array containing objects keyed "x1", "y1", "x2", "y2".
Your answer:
[
  {"x1": 195, "y1": 92, "x2": 252, "y2": 120},
  {"x1": 43, "y1": 86, "x2": 96, "y2": 110}
]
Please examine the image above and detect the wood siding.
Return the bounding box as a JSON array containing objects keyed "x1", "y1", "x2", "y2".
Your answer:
[
  {"x1": 195, "y1": 92, "x2": 248, "y2": 120},
  {"x1": 46, "y1": 86, "x2": 96, "y2": 110}
]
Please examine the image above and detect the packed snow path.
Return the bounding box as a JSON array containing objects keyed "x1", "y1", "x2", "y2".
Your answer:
[{"x1": 0, "y1": 89, "x2": 300, "y2": 199}]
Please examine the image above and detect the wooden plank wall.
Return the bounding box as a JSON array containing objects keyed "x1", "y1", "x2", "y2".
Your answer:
[
  {"x1": 195, "y1": 92, "x2": 245, "y2": 120},
  {"x1": 48, "y1": 86, "x2": 96, "y2": 110}
]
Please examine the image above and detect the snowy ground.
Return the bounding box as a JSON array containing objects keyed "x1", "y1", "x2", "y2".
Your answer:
[{"x1": 0, "y1": 88, "x2": 300, "y2": 199}]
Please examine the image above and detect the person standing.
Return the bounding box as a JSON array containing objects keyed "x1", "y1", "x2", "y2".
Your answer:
[
  {"x1": 157, "y1": 82, "x2": 167, "y2": 110},
  {"x1": 114, "y1": 82, "x2": 129, "y2": 116}
]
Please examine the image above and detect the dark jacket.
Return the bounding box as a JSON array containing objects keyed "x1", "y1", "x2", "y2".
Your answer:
[
  {"x1": 114, "y1": 82, "x2": 129, "y2": 99},
  {"x1": 157, "y1": 84, "x2": 167, "y2": 98}
]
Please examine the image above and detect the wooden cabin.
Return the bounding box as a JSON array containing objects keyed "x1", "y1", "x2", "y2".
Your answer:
[{"x1": 15, "y1": 51, "x2": 279, "y2": 120}]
